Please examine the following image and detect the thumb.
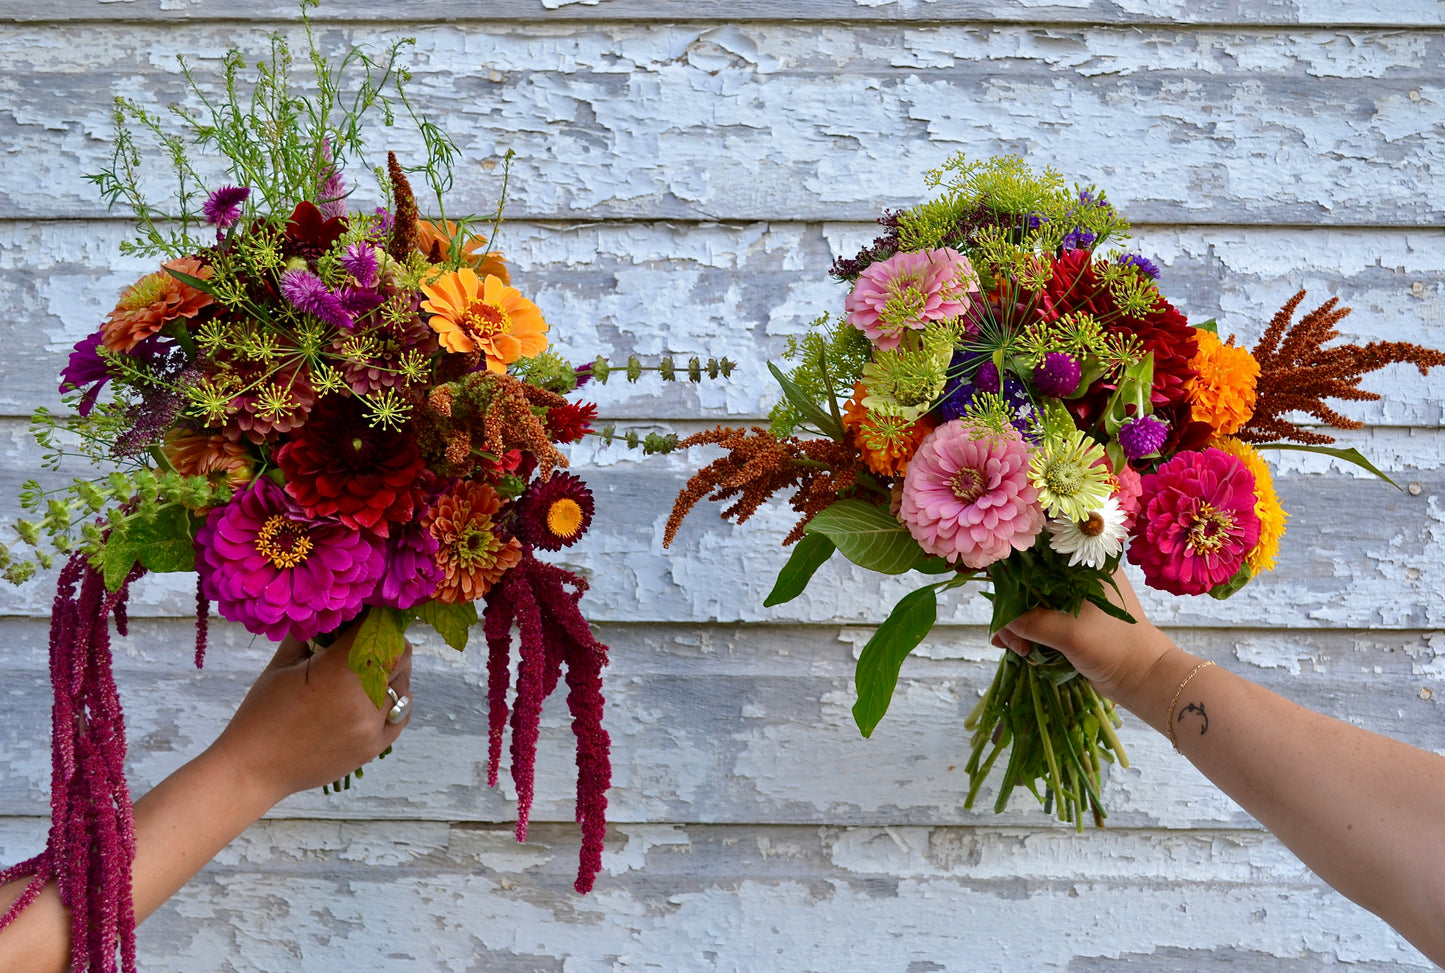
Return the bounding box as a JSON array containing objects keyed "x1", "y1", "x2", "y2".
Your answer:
[{"x1": 999, "y1": 605, "x2": 1078, "y2": 656}]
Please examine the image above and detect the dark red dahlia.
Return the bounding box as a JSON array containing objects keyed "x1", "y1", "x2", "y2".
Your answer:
[
  {"x1": 515, "y1": 472, "x2": 595, "y2": 551},
  {"x1": 275, "y1": 394, "x2": 426, "y2": 536},
  {"x1": 546, "y1": 401, "x2": 598, "y2": 444},
  {"x1": 283, "y1": 200, "x2": 348, "y2": 261}
]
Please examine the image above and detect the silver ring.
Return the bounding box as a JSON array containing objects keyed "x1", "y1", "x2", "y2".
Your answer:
[{"x1": 385, "y1": 686, "x2": 412, "y2": 725}]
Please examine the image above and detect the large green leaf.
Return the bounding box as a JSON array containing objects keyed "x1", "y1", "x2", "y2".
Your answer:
[
  {"x1": 101, "y1": 505, "x2": 196, "y2": 590},
  {"x1": 852, "y1": 584, "x2": 939, "y2": 737},
  {"x1": 1255, "y1": 442, "x2": 1400, "y2": 489},
  {"x1": 803, "y1": 499, "x2": 926, "y2": 575},
  {"x1": 349, "y1": 606, "x2": 410, "y2": 708},
  {"x1": 768, "y1": 362, "x2": 844, "y2": 441},
  {"x1": 764, "y1": 532, "x2": 835, "y2": 607},
  {"x1": 415, "y1": 599, "x2": 477, "y2": 651}
]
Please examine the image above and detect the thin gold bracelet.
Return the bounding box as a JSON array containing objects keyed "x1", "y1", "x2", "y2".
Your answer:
[{"x1": 1166, "y1": 660, "x2": 1217, "y2": 750}]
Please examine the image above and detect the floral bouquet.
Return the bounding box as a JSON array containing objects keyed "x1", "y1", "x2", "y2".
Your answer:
[
  {"x1": 666, "y1": 154, "x2": 1444, "y2": 828},
  {"x1": 0, "y1": 22, "x2": 612, "y2": 973}
]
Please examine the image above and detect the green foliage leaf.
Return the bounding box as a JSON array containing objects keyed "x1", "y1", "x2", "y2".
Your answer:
[
  {"x1": 768, "y1": 361, "x2": 844, "y2": 441},
  {"x1": 101, "y1": 505, "x2": 196, "y2": 590},
  {"x1": 415, "y1": 599, "x2": 477, "y2": 651},
  {"x1": 1256, "y1": 443, "x2": 1400, "y2": 489},
  {"x1": 803, "y1": 499, "x2": 926, "y2": 575},
  {"x1": 764, "y1": 532, "x2": 835, "y2": 607},
  {"x1": 853, "y1": 584, "x2": 939, "y2": 737},
  {"x1": 349, "y1": 606, "x2": 410, "y2": 708}
]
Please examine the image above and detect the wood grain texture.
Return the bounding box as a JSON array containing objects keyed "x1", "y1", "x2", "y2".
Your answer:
[{"x1": 1, "y1": 24, "x2": 1443, "y2": 223}]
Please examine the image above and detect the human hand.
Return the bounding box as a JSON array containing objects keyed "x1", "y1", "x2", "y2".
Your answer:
[
  {"x1": 207, "y1": 623, "x2": 413, "y2": 811},
  {"x1": 990, "y1": 570, "x2": 1179, "y2": 709}
]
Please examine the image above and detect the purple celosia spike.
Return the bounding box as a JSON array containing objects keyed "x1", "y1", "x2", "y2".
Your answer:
[
  {"x1": 202, "y1": 184, "x2": 250, "y2": 229},
  {"x1": 278, "y1": 269, "x2": 356, "y2": 331},
  {"x1": 482, "y1": 592, "x2": 516, "y2": 789},
  {"x1": 504, "y1": 569, "x2": 547, "y2": 843},
  {"x1": 316, "y1": 140, "x2": 348, "y2": 220},
  {"x1": 341, "y1": 241, "x2": 378, "y2": 288}
]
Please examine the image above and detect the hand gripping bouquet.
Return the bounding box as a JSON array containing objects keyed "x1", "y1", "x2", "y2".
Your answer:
[
  {"x1": 0, "y1": 22, "x2": 611, "y2": 972},
  {"x1": 666, "y1": 154, "x2": 1445, "y2": 829}
]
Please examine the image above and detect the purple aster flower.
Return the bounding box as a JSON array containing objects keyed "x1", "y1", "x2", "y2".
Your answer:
[
  {"x1": 367, "y1": 518, "x2": 443, "y2": 611},
  {"x1": 341, "y1": 241, "x2": 378, "y2": 288},
  {"x1": 1033, "y1": 352, "x2": 1082, "y2": 397},
  {"x1": 202, "y1": 184, "x2": 251, "y2": 229},
  {"x1": 316, "y1": 139, "x2": 348, "y2": 221},
  {"x1": 1117, "y1": 414, "x2": 1170, "y2": 460},
  {"x1": 1118, "y1": 253, "x2": 1161, "y2": 280},
  {"x1": 196, "y1": 477, "x2": 385, "y2": 642},
  {"x1": 279, "y1": 269, "x2": 356, "y2": 331},
  {"x1": 59, "y1": 330, "x2": 111, "y2": 417}
]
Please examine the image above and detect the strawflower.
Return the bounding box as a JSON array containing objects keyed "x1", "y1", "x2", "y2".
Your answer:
[
  {"x1": 420, "y1": 267, "x2": 549, "y2": 372},
  {"x1": 899, "y1": 420, "x2": 1043, "y2": 568},
  {"x1": 1128, "y1": 447, "x2": 1261, "y2": 596},
  {"x1": 515, "y1": 472, "x2": 595, "y2": 551},
  {"x1": 844, "y1": 248, "x2": 977, "y2": 351}
]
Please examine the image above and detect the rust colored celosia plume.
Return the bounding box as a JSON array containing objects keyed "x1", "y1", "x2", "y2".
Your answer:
[
  {"x1": 418, "y1": 371, "x2": 569, "y2": 481},
  {"x1": 0, "y1": 554, "x2": 146, "y2": 973},
  {"x1": 386, "y1": 151, "x2": 418, "y2": 263},
  {"x1": 663, "y1": 426, "x2": 864, "y2": 548},
  {"x1": 483, "y1": 550, "x2": 610, "y2": 894},
  {"x1": 1238, "y1": 290, "x2": 1445, "y2": 445}
]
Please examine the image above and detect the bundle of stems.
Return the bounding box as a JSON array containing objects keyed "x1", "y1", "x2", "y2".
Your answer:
[{"x1": 963, "y1": 645, "x2": 1128, "y2": 830}]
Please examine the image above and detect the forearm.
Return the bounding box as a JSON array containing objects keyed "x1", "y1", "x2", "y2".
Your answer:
[
  {"x1": 0, "y1": 745, "x2": 277, "y2": 973},
  {"x1": 1121, "y1": 641, "x2": 1445, "y2": 964}
]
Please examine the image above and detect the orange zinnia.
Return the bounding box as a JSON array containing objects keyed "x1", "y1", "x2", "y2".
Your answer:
[
  {"x1": 424, "y1": 479, "x2": 523, "y2": 603},
  {"x1": 841, "y1": 382, "x2": 934, "y2": 477},
  {"x1": 419, "y1": 267, "x2": 549, "y2": 373},
  {"x1": 415, "y1": 219, "x2": 510, "y2": 284},
  {"x1": 101, "y1": 256, "x2": 214, "y2": 353},
  {"x1": 1186, "y1": 329, "x2": 1260, "y2": 436},
  {"x1": 161, "y1": 429, "x2": 254, "y2": 497}
]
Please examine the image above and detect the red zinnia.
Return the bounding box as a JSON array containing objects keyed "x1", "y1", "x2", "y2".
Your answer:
[
  {"x1": 1127, "y1": 447, "x2": 1260, "y2": 596},
  {"x1": 275, "y1": 394, "x2": 425, "y2": 536},
  {"x1": 546, "y1": 401, "x2": 597, "y2": 444}
]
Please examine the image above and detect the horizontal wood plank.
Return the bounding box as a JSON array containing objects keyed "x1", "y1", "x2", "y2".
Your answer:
[{"x1": 1, "y1": 25, "x2": 1443, "y2": 223}]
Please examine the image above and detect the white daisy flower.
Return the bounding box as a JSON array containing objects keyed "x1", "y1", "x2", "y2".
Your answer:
[{"x1": 1046, "y1": 495, "x2": 1128, "y2": 569}]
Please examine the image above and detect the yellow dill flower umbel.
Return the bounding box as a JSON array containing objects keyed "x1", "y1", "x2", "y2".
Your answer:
[
  {"x1": 1187, "y1": 330, "x2": 1260, "y2": 436},
  {"x1": 1210, "y1": 435, "x2": 1287, "y2": 574}
]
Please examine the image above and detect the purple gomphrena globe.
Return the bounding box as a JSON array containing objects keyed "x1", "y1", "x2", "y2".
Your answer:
[
  {"x1": 196, "y1": 476, "x2": 385, "y2": 642},
  {"x1": 974, "y1": 361, "x2": 1001, "y2": 394},
  {"x1": 1033, "y1": 352, "x2": 1082, "y2": 397},
  {"x1": 1117, "y1": 414, "x2": 1170, "y2": 460}
]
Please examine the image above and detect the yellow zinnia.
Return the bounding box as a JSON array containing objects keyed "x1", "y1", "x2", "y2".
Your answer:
[
  {"x1": 1186, "y1": 329, "x2": 1260, "y2": 436},
  {"x1": 1211, "y1": 435, "x2": 1287, "y2": 574},
  {"x1": 420, "y1": 267, "x2": 549, "y2": 373}
]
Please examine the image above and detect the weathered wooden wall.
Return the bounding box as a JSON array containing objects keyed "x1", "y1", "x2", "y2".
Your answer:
[{"x1": 2, "y1": 3, "x2": 1443, "y2": 970}]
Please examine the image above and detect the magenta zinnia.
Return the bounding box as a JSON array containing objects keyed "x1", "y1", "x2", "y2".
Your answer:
[
  {"x1": 1127, "y1": 447, "x2": 1261, "y2": 596},
  {"x1": 899, "y1": 420, "x2": 1044, "y2": 569},
  {"x1": 196, "y1": 477, "x2": 385, "y2": 641},
  {"x1": 844, "y1": 247, "x2": 976, "y2": 351}
]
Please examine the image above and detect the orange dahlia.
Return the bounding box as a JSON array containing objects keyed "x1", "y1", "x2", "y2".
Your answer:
[
  {"x1": 1210, "y1": 435, "x2": 1287, "y2": 574},
  {"x1": 424, "y1": 479, "x2": 523, "y2": 603},
  {"x1": 162, "y1": 429, "x2": 254, "y2": 490},
  {"x1": 416, "y1": 219, "x2": 510, "y2": 284},
  {"x1": 419, "y1": 267, "x2": 548, "y2": 372},
  {"x1": 841, "y1": 382, "x2": 935, "y2": 477},
  {"x1": 101, "y1": 256, "x2": 214, "y2": 353},
  {"x1": 1187, "y1": 329, "x2": 1260, "y2": 436}
]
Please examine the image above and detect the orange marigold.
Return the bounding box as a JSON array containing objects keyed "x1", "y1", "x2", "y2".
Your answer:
[
  {"x1": 1186, "y1": 329, "x2": 1260, "y2": 436},
  {"x1": 841, "y1": 382, "x2": 934, "y2": 477},
  {"x1": 101, "y1": 256, "x2": 214, "y2": 353},
  {"x1": 424, "y1": 479, "x2": 523, "y2": 603},
  {"x1": 420, "y1": 267, "x2": 548, "y2": 373},
  {"x1": 162, "y1": 429, "x2": 254, "y2": 490},
  {"x1": 416, "y1": 219, "x2": 510, "y2": 284},
  {"x1": 1211, "y1": 435, "x2": 1287, "y2": 574}
]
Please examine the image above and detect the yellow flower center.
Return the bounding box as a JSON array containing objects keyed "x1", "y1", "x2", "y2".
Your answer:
[
  {"x1": 950, "y1": 468, "x2": 986, "y2": 505},
  {"x1": 118, "y1": 272, "x2": 170, "y2": 311},
  {"x1": 254, "y1": 515, "x2": 314, "y2": 569},
  {"x1": 453, "y1": 519, "x2": 503, "y2": 567},
  {"x1": 1043, "y1": 461, "x2": 1084, "y2": 497},
  {"x1": 461, "y1": 300, "x2": 512, "y2": 340},
  {"x1": 1079, "y1": 511, "x2": 1106, "y2": 537},
  {"x1": 1187, "y1": 504, "x2": 1237, "y2": 554},
  {"x1": 546, "y1": 498, "x2": 585, "y2": 538}
]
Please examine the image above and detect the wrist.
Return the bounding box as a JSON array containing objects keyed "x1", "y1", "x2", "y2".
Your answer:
[
  {"x1": 1109, "y1": 639, "x2": 1203, "y2": 734},
  {"x1": 200, "y1": 734, "x2": 289, "y2": 818}
]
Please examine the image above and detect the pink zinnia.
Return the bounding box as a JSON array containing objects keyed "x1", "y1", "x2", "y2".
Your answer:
[
  {"x1": 899, "y1": 420, "x2": 1044, "y2": 569},
  {"x1": 844, "y1": 247, "x2": 977, "y2": 351},
  {"x1": 1128, "y1": 448, "x2": 1260, "y2": 596},
  {"x1": 196, "y1": 477, "x2": 385, "y2": 641}
]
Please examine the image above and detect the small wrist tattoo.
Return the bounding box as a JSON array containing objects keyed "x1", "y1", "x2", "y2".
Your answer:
[{"x1": 1176, "y1": 700, "x2": 1209, "y2": 737}]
